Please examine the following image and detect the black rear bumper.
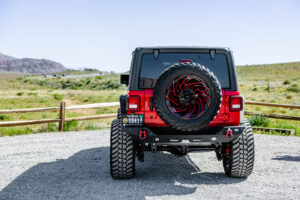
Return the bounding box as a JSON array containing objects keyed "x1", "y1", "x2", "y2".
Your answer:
[{"x1": 123, "y1": 125, "x2": 245, "y2": 145}]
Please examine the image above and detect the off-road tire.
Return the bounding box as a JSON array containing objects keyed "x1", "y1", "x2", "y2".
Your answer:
[
  {"x1": 223, "y1": 119, "x2": 255, "y2": 178},
  {"x1": 153, "y1": 62, "x2": 222, "y2": 132},
  {"x1": 110, "y1": 116, "x2": 135, "y2": 179}
]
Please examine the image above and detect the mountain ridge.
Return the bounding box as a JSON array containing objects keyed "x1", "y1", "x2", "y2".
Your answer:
[{"x1": 0, "y1": 52, "x2": 67, "y2": 74}]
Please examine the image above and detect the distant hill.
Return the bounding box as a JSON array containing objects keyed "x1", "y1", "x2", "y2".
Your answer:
[
  {"x1": 0, "y1": 53, "x2": 16, "y2": 61},
  {"x1": 0, "y1": 53, "x2": 67, "y2": 74},
  {"x1": 236, "y1": 61, "x2": 300, "y2": 82}
]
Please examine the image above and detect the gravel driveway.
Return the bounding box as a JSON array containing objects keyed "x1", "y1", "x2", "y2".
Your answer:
[{"x1": 0, "y1": 130, "x2": 299, "y2": 200}]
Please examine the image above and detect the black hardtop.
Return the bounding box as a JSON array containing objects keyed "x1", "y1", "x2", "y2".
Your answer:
[
  {"x1": 135, "y1": 46, "x2": 231, "y2": 52},
  {"x1": 128, "y1": 46, "x2": 238, "y2": 91}
]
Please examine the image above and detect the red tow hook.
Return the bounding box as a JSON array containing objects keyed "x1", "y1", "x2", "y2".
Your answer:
[
  {"x1": 139, "y1": 130, "x2": 146, "y2": 140},
  {"x1": 225, "y1": 128, "x2": 233, "y2": 139}
]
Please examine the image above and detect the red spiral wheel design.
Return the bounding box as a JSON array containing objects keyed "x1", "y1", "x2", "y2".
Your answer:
[
  {"x1": 166, "y1": 74, "x2": 211, "y2": 120},
  {"x1": 153, "y1": 62, "x2": 222, "y2": 132}
]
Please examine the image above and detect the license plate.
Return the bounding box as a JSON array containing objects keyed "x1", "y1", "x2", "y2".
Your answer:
[{"x1": 122, "y1": 114, "x2": 144, "y2": 126}]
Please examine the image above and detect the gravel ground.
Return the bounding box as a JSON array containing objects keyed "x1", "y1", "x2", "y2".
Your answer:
[{"x1": 0, "y1": 130, "x2": 299, "y2": 200}]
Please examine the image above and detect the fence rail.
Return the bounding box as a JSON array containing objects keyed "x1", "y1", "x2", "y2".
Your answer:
[
  {"x1": 0, "y1": 101, "x2": 298, "y2": 131},
  {"x1": 245, "y1": 101, "x2": 300, "y2": 109},
  {"x1": 0, "y1": 119, "x2": 60, "y2": 127},
  {"x1": 0, "y1": 107, "x2": 60, "y2": 114},
  {"x1": 244, "y1": 111, "x2": 300, "y2": 121},
  {"x1": 0, "y1": 102, "x2": 120, "y2": 131},
  {"x1": 66, "y1": 102, "x2": 120, "y2": 110}
]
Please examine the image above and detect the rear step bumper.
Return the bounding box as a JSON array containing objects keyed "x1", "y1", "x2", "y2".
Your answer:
[{"x1": 123, "y1": 126, "x2": 245, "y2": 144}]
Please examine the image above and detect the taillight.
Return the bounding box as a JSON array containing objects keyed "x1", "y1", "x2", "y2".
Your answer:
[
  {"x1": 127, "y1": 96, "x2": 140, "y2": 111},
  {"x1": 229, "y1": 96, "x2": 243, "y2": 111}
]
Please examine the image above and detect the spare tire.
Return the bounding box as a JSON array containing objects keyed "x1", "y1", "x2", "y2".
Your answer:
[{"x1": 153, "y1": 62, "x2": 222, "y2": 132}]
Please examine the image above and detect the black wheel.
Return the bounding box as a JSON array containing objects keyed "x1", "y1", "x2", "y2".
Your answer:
[
  {"x1": 153, "y1": 62, "x2": 222, "y2": 132},
  {"x1": 223, "y1": 119, "x2": 255, "y2": 178},
  {"x1": 110, "y1": 116, "x2": 135, "y2": 179}
]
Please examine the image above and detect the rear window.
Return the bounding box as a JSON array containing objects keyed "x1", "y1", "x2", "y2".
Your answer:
[{"x1": 139, "y1": 53, "x2": 230, "y2": 88}]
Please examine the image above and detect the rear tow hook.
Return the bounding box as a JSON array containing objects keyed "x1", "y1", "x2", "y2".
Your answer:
[
  {"x1": 225, "y1": 128, "x2": 233, "y2": 139},
  {"x1": 138, "y1": 130, "x2": 147, "y2": 162},
  {"x1": 139, "y1": 130, "x2": 146, "y2": 140}
]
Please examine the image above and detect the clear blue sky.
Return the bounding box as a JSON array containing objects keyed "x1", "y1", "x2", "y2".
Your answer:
[{"x1": 0, "y1": 0, "x2": 299, "y2": 72}]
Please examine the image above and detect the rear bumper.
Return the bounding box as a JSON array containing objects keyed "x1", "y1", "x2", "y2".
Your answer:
[{"x1": 123, "y1": 125, "x2": 245, "y2": 145}]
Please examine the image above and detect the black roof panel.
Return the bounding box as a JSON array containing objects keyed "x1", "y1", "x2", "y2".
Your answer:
[{"x1": 135, "y1": 46, "x2": 230, "y2": 51}]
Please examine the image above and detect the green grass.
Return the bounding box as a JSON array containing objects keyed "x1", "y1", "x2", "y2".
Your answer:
[
  {"x1": 0, "y1": 73, "x2": 124, "y2": 136},
  {"x1": 237, "y1": 62, "x2": 300, "y2": 136},
  {"x1": 0, "y1": 62, "x2": 299, "y2": 137},
  {"x1": 248, "y1": 115, "x2": 271, "y2": 127}
]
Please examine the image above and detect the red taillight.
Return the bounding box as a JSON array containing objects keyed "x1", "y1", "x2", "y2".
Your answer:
[
  {"x1": 229, "y1": 96, "x2": 243, "y2": 111},
  {"x1": 127, "y1": 96, "x2": 140, "y2": 111},
  {"x1": 180, "y1": 59, "x2": 192, "y2": 63}
]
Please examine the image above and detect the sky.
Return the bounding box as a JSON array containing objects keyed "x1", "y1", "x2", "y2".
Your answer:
[{"x1": 0, "y1": 0, "x2": 299, "y2": 72}]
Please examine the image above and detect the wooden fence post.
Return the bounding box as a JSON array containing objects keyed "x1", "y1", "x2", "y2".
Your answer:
[{"x1": 59, "y1": 101, "x2": 66, "y2": 132}]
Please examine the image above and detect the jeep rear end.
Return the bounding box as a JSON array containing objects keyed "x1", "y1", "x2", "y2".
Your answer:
[{"x1": 110, "y1": 47, "x2": 254, "y2": 179}]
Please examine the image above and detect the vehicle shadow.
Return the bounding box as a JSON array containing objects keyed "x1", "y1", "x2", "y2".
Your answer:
[
  {"x1": 272, "y1": 155, "x2": 300, "y2": 162},
  {"x1": 0, "y1": 147, "x2": 245, "y2": 200}
]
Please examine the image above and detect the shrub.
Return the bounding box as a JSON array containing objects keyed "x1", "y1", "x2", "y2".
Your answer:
[
  {"x1": 16, "y1": 92, "x2": 24, "y2": 96},
  {"x1": 71, "y1": 85, "x2": 78, "y2": 90},
  {"x1": 53, "y1": 93, "x2": 64, "y2": 100},
  {"x1": 252, "y1": 83, "x2": 257, "y2": 91},
  {"x1": 64, "y1": 121, "x2": 79, "y2": 131},
  {"x1": 283, "y1": 80, "x2": 290, "y2": 85},
  {"x1": 248, "y1": 115, "x2": 270, "y2": 127},
  {"x1": 47, "y1": 123, "x2": 58, "y2": 132},
  {"x1": 27, "y1": 92, "x2": 38, "y2": 96},
  {"x1": 95, "y1": 76, "x2": 102, "y2": 80},
  {"x1": 61, "y1": 81, "x2": 68, "y2": 89},
  {"x1": 86, "y1": 79, "x2": 91, "y2": 85},
  {"x1": 286, "y1": 84, "x2": 299, "y2": 93},
  {"x1": 0, "y1": 114, "x2": 11, "y2": 121},
  {"x1": 37, "y1": 123, "x2": 58, "y2": 133}
]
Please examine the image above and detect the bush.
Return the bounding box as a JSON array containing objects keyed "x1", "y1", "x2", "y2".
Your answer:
[
  {"x1": 37, "y1": 123, "x2": 58, "y2": 133},
  {"x1": 27, "y1": 92, "x2": 38, "y2": 96},
  {"x1": 0, "y1": 114, "x2": 11, "y2": 121},
  {"x1": 286, "y1": 84, "x2": 300, "y2": 93},
  {"x1": 64, "y1": 121, "x2": 79, "y2": 131},
  {"x1": 71, "y1": 86, "x2": 78, "y2": 90},
  {"x1": 252, "y1": 83, "x2": 257, "y2": 91},
  {"x1": 16, "y1": 92, "x2": 24, "y2": 96},
  {"x1": 283, "y1": 80, "x2": 290, "y2": 85},
  {"x1": 53, "y1": 93, "x2": 64, "y2": 100},
  {"x1": 47, "y1": 123, "x2": 58, "y2": 132},
  {"x1": 248, "y1": 115, "x2": 270, "y2": 127},
  {"x1": 86, "y1": 79, "x2": 91, "y2": 85}
]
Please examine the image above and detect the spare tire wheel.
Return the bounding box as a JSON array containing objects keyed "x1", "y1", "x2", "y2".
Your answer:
[{"x1": 153, "y1": 62, "x2": 222, "y2": 132}]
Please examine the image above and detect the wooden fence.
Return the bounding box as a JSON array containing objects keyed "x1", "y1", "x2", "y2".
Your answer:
[
  {"x1": 0, "y1": 102, "x2": 119, "y2": 131},
  {"x1": 244, "y1": 101, "x2": 300, "y2": 121},
  {"x1": 0, "y1": 101, "x2": 299, "y2": 132}
]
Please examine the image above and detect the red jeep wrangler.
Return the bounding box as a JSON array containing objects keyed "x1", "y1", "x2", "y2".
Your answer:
[{"x1": 110, "y1": 47, "x2": 255, "y2": 179}]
